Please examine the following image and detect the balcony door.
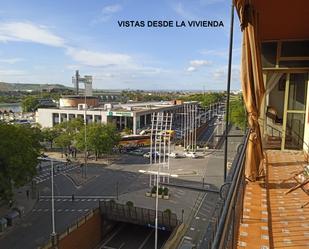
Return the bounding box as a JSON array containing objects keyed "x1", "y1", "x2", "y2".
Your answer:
[{"x1": 282, "y1": 73, "x2": 308, "y2": 150}]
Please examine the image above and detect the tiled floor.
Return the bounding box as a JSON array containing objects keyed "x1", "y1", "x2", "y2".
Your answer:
[{"x1": 237, "y1": 150, "x2": 309, "y2": 249}]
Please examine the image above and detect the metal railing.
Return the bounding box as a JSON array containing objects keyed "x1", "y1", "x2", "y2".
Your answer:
[
  {"x1": 266, "y1": 123, "x2": 282, "y2": 138},
  {"x1": 198, "y1": 130, "x2": 250, "y2": 249}
]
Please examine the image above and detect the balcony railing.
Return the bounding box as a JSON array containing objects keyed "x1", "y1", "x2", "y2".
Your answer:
[{"x1": 198, "y1": 130, "x2": 250, "y2": 249}]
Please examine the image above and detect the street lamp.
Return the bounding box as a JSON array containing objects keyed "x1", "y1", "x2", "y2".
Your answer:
[
  {"x1": 138, "y1": 169, "x2": 178, "y2": 249},
  {"x1": 49, "y1": 158, "x2": 57, "y2": 246}
]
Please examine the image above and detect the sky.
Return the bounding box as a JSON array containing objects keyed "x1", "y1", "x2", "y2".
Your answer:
[{"x1": 0, "y1": 0, "x2": 242, "y2": 90}]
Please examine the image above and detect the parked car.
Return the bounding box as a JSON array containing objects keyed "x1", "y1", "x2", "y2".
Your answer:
[
  {"x1": 129, "y1": 149, "x2": 144, "y2": 156},
  {"x1": 168, "y1": 152, "x2": 180, "y2": 158},
  {"x1": 184, "y1": 152, "x2": 198, "y2": 158},
  {"x1": 37, "y1": 153, "x2": 49, "y2": 161},
  {"x1": 143, "y1": 151, "x2": 160, "y2": 158}
]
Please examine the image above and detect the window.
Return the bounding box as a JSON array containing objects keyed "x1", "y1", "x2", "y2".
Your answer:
[
  {"x1": 281, "y1": 41, "x2": 309, "y2": 57},
  {"x1": 261, "y1": 42, "x2": 277, "y2": 68}
]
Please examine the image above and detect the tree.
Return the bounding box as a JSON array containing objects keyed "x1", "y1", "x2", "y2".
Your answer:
[
  {"x1": 229, "y1": 95, "x2": 247, "y2": 130},
  {"x1": 0, "y1": 123, "x2": 41, "y2": 201},
  {"x1": 21, "y1": 96, "x2": 39, "y2": 112},
  {"x1": 42, "y1": 128, "x2": 59, "y2": 148},
  {"x1": 180, "y1": 92, "x2": 225, "y2": 107},
  {"x1": 75, "y1": 123, "x2": 120, "y2": 160},
  {"x1": 54, "y1": 118, "x2": 83, "y2": 155}
]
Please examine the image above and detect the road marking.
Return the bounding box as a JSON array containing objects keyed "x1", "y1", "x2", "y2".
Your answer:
[
  {"x1": 118, "y1": 243, "x2": 125, "y2": 249},
  {"x1": 137, "y1": 230, "x2": 154, "y2": 249},
  {"x1": 44, "y1": 209, "x2": 49, "y2": 212},
  {"x1": 65, "y1": 209, "x2": 69, "y2": 212},
  {"x1": 194, "y1": 193, "x2": 208, "y2": 218},
  {"x1": 84, "y1": 209, "x2": 89, "y2": 212},
  {"x1": 100, "y1": 224, "x2": 126, "y2": 247},
  {"x1": 71, "y1": 209, "x2": 75, "y2": 212},
  {"x1": 78, "y1": 209, "x2": 83, "y2": 212}
]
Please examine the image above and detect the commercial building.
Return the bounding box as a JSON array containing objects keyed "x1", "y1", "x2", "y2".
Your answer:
[{"x1": 36, "y1": 96, "x2": 187, "y2": 134}]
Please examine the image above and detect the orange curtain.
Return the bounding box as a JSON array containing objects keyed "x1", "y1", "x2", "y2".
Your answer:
[{"x1": 234, "y1": 0, "x2": 265, "y2": 181}]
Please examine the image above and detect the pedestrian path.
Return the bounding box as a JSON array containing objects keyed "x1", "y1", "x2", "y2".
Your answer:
[{"x1": 33, "y1": 164, "x2": 79, "y2": 184}]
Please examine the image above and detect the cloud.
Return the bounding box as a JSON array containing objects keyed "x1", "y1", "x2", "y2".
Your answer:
[
  {"x1": 0, "y1": 58, "x2": 24, "y2": 64},
  {"x1": 200, "y1": 48, "x2": 241, "y2": 58},
  {"x1": 0, "y1": 69, "x2": 26, "y2": 76},
  {"x1": 212, "y1": 65, "x2": 240, "y2": 83},
  {"x1": 0, "y1": 22, "x2": 65, "y2": 47},
  {"x1": 172, "y1": 2, "x2": 197, "y2": 20},
  {"x1": 186, "y1": 59, "x2": 212, "y2": 72},
  {"x1": 102, "y1": 4, "x2": 122, "y2": 14},
  {"x1": 199, "y1": 0, "x2": 225, "y2": 5},
  {"x1": 92, "y1": 4, "x2": 122, "y2": 24},
  {"x1": 187, "y1": 66, "x2": 196, "y2": 72},
  {"x1": 66, "y1": 47, "x2": 132, "y2": 67},
  {"x1": 190, "y1": 60, "x2": 212, "y2": 67}
]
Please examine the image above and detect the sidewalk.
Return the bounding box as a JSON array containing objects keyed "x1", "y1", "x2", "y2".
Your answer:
[
  {"x1": 45, "y1": 151, "x2": 120, "y2": 166},
  {"x1": 0, "y1": 184, "x2": 37, "y2": 236}
]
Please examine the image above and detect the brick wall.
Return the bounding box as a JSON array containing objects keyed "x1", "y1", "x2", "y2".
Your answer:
[{"x1": 57, "y1": 209, "x2": 101, "y2": 249}]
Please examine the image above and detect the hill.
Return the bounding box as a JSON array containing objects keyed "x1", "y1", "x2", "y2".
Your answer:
[{"x1": 0, "y1": 82, "x2": 71, "y2": 92}]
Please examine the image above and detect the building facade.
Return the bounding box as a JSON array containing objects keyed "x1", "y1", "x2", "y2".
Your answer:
[{"x1": 36, "y1": 97, "x2": 187, "y2": 134}]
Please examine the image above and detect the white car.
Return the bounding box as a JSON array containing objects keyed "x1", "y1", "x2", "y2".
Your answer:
[
  {"x1": 185, "y1": 152, "x2": 198, "y2": 158},
  {"x1": 168, "y1": 152, "x2": 180, "y2": 158},
  {"x1": 143, "y1": 151, "x2": 160, "y2": 158}
]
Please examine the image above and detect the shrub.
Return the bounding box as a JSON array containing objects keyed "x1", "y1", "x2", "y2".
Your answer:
[
  {"x1": 151, "y1": 186, "x2": 157, "y2": 194},
  {"x1": 164, "y1": 209, "x2": 172, "y2": 216},
  {"x1": 163, "y1": 187, "x2": 169, "y2": 196},
  {"x1": 158, "y1": 187, "x2": 163, "y2": 195},
  {"x1": 126, "y1": 201, "x2": 134, "y2": 207}
]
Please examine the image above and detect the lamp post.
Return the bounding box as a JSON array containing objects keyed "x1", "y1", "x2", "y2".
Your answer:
[
  {"x1": 50, "y1": 158, "x2": 57, "y2": 246},
  {"x1": 84, "y1": 92, "x2": 87, "y2": 179},
  {"x1": 138, "y1": 169, "x2": 178, "y2": 249},
  {"x1": 155, "y1": 163, "x2": 160, "y2": 249}
]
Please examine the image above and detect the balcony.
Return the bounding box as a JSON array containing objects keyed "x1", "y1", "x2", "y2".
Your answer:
[
  {"x1": 237, "y1": 150, "x2": 309, "y2": 249},
  {"x1": 199, "y1": 131, "x2": 309, "y2": 249}
]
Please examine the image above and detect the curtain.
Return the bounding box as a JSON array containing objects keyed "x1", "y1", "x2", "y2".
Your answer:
[{"x1": 234, "y1": 0, "x2": 265, "y2": 181}]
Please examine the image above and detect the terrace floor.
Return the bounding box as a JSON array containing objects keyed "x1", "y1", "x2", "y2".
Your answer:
[{"x1": 237, "y1": 150, "x2": 309, "y2": 249}]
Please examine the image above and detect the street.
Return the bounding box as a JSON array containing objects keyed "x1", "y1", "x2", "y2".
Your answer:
[{"x1": 0, "y1": 118, "x2": 244, "y2": 249}]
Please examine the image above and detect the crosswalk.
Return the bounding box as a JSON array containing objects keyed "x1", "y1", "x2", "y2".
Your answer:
[
  {"x1": 32, "y1": 208, "x2": 91, "y2": 213},
  {"x1": 33, "y1": 164, "x2": 79, "y2": 184},
  {"x1": 39, "y1": 197, "x2": 109, "y2": 202}
]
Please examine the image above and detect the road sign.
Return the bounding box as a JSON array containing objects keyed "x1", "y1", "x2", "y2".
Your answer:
[{"x1": 147, "y1": 223, "x2": 166, "y2": 231}]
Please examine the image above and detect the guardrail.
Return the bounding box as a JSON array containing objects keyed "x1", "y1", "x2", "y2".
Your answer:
[{"x1": 198, "y1": 130, "x2": 250, "y2": 249}]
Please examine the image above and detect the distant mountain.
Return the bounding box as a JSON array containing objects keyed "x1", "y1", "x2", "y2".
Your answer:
[{"x1": 0, "y1": 82, "x2": 71, "y2": 92}]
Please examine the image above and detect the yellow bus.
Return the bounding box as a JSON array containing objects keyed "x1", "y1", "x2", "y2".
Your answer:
[{"x1": 118, "y1": 135, "x2": 151, "y2": 148}]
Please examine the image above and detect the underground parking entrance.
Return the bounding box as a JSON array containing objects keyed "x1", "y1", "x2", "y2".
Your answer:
[
  {"x1": 98, "y1": 222, "x2": 171, "y2": 249},
  {"x1": 41, "y1": 200, "x2": 181, "y2": 249},
  {"x1": 98, "y1": 200, "x2": 179, "y2": 249}
]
